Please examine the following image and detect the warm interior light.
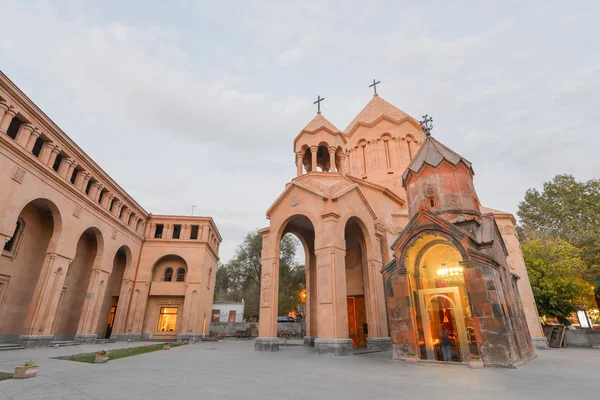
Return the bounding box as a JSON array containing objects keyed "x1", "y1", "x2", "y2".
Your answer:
[{"x1": 437, "y1": 266, "x2": 463, "y2": 278}]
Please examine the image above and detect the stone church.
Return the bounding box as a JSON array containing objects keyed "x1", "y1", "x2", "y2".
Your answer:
[
  {"x1": 256, "y1": 89, "x2": 543, "y2": 367},
  {"x1": 0, "y1": 72, "x2": 221, "y2": 347}
]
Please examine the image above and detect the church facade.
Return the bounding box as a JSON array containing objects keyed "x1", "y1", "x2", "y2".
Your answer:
[
  {"x1": 0, "y1": 72, "x2": 221, "y2": 347},
  {"x1": 256, "y1": 91, "x2": 544, "y2": 367}
]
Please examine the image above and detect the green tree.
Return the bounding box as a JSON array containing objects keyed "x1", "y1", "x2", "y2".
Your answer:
[
  {"x1": 518, "y1": 174, "x2": 600, "y2": 307},
  {"x1": 522, "y1": 238, "x2": 594, "y2": 323},
  {"x1": 214, "y1": 230, "x2": 305, "y2": 320}
]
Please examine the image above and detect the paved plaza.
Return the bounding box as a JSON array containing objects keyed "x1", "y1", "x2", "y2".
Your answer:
[{"x1": 0, "y1": 340, "x2": 597, "y2": 400}]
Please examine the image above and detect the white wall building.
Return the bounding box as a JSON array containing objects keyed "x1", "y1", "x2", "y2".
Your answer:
[{"x1": 211, "y1": 301, "x2": 245, "y2": 323}]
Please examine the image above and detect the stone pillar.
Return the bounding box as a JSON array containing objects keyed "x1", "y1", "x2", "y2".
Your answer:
[
  {"x1": 339, "y1": 152, "x2": 347, "y2": 175},
  {"x1": 112, "y1": 200, "x2": 124, "y2": 218},
  {"x1": 58, "y1": 157, "x2": 72, "y2": 178},
  {"x1": 310, "y1": 145, "x2": 318, "y2": 172},
  {"x1": 314, "y1": 212, "x2": 353, "y2": 356},
  {"x1": 255, "y1": 227, "x2": 280, "y2": 352},
  {"x1": 25, "y1": 129, "x2": 41, "y2": 152},
  {"x1": 365, "y1": 232, "x2": 392, "y2": 351},
  {"x1": 15, "y1": 124, "x2": 34, "y2": 147},
  {"x1": 385, "y1": 265, "x2": 419, "y2": 360},
  {"x1": 110, "y1": 279, "x2": 133, "y2": 339},
  {"x1": 20, "y1": 253, "x2": 72, "y2": 347},
  {"x1": 88, "y1": 181, "x2": 100, "y2": 200},
  {"x1": 100, "y1": 191, "x2": 113, "y2": 209},
  {"x1": 94, "y1": 184, "x2": 104, "y2": 202},
  {"x1": 129, "y1": 214, "x2": 138, "y2": 229},
  {"x1": 137, "y1": 220, "x2": 145, "y2": 235},
  {"x1": 80, "y1": 172, "x2": 92, "y2": 192},
  {"x1": 38, "y1": 141, "x2": 54, "y2": 164},
  {"x1": 163, "y1": 223, "x2": 172, "y2": 239},
  {"x1": 46, "y1": 146, "x2": 60, "y2": 168},
  {"x1": 121, "y1": 207, "x2": 131, "y2": 224},
  {"x1": 75, "y1": 268, "x2": 110, "y2": 343},
  {"x1": 0, "y1": 106, "x2": 16, "y2": 133},
  {"x1": 328, "y1": 146, "x2": 336, "y2": 172},
  {"x1": 66, "y1": 160, "x2": 77, "y2": 182},
  {"x1": 295, "y1": 151, "x2": 303, "y2": 176},
  {"x1": 0, "y1": 101, "x2": 9, "y2": 126}
]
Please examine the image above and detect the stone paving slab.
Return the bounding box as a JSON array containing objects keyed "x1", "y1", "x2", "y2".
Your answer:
[{"x1": 0, "y1": 340, "x2": 597, "y2": 400}]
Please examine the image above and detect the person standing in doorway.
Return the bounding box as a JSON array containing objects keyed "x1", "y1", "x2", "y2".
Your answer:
[{"x1": 441, "y1": 327, "x2": 452, "y2": 362}]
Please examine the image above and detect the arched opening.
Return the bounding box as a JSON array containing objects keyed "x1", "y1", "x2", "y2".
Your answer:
[
  {"x1": 145, "y1": 254, "x2": 188, "y2": 339},
  {"x1": 404, "y1": 234, "x2": 476, "y2": 362},
  {"x1": 344, "y1": 217, "x2": 369, "y2": 348},
  {"x1": 54, "y1": 227, "x2": 102, "y2": 341},
  {"x1": 97, "y1": 245, "x2": 131, "y2": 338},
  {"x1": 0, "y1": 199, "x2": 58, "y2": 342},
  {"x1": 176, "y1": 268, "x2": 186, "y2": 282},
  {"x1": 277, "y1": 215, "x2": 313, "y2": 342},
  {"x1": 316, "y1": 143, "x2": 330, "y2": 172}
]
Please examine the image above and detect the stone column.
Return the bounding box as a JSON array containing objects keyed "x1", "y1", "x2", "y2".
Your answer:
[
  {"x1": 0, "y1": 106, "x2": 16, "y2": 133},
  {"x1": 255, "y1": 227, "x2": 280, "y2": 351},
  {"x1": 38, "y1": 141, "x2": 54, "y2": 164},
  {"x1": 365, "y1": 232, "x2": 392, "y2": 351},
  {"x1": 66, "y1": 160, "x2": 77, "y2": 182},
  {"x1": 75, "y1": 268, "x2": 111, "y2": 343},
  {"x1": 20, "y1": 253, "x2": 72, "y2": 347},
  {"x1": 80, "y1": 173, "x2": 92, "y2": 192},
  {"x1": 385, "y1": 265, "x2": 419, "y2": 360},
  {"x1": 339, "y1": 152, "x2": 347, "y2": 175},
  {"x1": 328, "y1": 146, "x2": 336, "y2": 172},
  {"x1": 94, "y1": 184, "x2": 104, "y2": 202},
  {"x1": 57, "y1": 157, "x2": 72, "y2": 178},
  {"x1": 137, "y1": 221, "x2": 145, "y2": 235},
  {"x1": 25, "y1": 129, "x2": 41, "y2": 152},
  {"x1": 100, "y1": 191, "x2": 113, "y2": 209},
  {"x1": 15, "y1": 124, "x2": 34, "y2": 147},
  {"x1": 46, "y1": 146, "x2": 60, "y2": 168},
  {"x1": 110, "y1": 279, "x2": 133, "y2": 339},
  {"x1": 112, "y1": 200, "x2": 124, "y2": 218},
  {"x1": 0, "y1": 101, "x2": 9, "y2": 125},
  {"x1": 129, "y1": 214, "x2": 138, "y2": 229},
  {"x1": 121, "y1": 207, "x2": 131, "y2": 224},
  {"x1": 310, "y1": 145, "x2": 318, "y2": 172},
  {"x1": 88, "y1": 181, "x2": 100, "y2": 200},
  {"x1": 295, "y1": 151, "x2": 303, "y2": 176},
  {"x1": 313, "y1": 212, "x2": 352, "y2": 356}
]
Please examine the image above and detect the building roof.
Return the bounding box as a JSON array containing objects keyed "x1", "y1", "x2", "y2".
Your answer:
[
  {"x1": 343, "y1": 95, "x2": 411, "y2": 134},
  {"x1": 402, "y1": 134, "x2": 473, "y2": 182},
  {"x1": 300, "y1": 113, "x2": 341, "y2": 134}
]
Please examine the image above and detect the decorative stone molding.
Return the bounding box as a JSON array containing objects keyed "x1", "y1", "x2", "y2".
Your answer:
[
  {"x1": 11, "y1": 166, "x2": 26, "y2": 184},
  {"x1": 73, "y1": 206, "x2": 82, "y2": 218}
]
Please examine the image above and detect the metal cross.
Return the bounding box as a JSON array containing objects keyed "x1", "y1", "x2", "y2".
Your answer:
[
  {"x1": 369, "y1": 79, "x2": 381, "y2": 95},
  {"x1": 420, "y1": 114, "x2": 433, "y2": 136},
  {"x1": 313, "y1": 95, "x2": 325, "y2": 113}
]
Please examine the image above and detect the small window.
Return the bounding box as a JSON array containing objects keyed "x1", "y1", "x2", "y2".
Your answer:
[
  {"x1": 5, "y1": 118, "x2": 23, "y2": 140},
  {"x1": 154, "y1": 224, "x2": 164, "y2": 238},
  {"x1": 3, "y1": 218, "x2": 25, "y2": 259},
  {"x1": 172, "y1": 224, "x2": 181, "y2": 239},
  {"x1": 163, "y1": 267, "x2": 173, "y2": 281},
  {"x1": 427, "y1": 196, "x2": 436, "y2": 209},
  {"x1": 157, "y1": 307, "x2": 178, "y2": 332},
  {"x1": 31, "y1": 137, "x2": 44, "y2": 157},
  {"x1": 70, "y1": 167, "x2": 81, "y2": 185},
  {"x1": 85, "y1": 179, "x2": 93, "y2": 195},
  {"x1": 176, "y1": 268, "x2": 185, "y2": 282},
  {"x1": 53, "y1": 153, "x2": 63, "y2": 172},
  {"x1": 190, "y1": 225, "x2": 199, "y2": 240}
]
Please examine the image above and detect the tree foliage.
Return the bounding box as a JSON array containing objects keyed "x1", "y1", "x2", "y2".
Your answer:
[
  {"x1": 518, "y1": 174, "x2": 600, "y2": 308},
  {"x1": 521, "y1": 238, "x2": 594, "y2": 322},
  {"x1": 214, "y1": 230, "x2": 305, "y2": 320}
]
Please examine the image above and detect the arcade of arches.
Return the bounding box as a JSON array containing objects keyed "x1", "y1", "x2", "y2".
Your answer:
[
  {"x1": 0, "y1": 72, "x2": 222, "y2": 347},
  {"x1": 256, "y1": 93, "x2": 543, "y2": 366}
]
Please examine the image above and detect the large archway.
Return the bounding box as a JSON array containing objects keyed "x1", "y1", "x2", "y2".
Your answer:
[
  {"x1": 0, "y1": 199, "x2": 59, "y2": 343},
  {"x1": 344, "y1": 217, "x2": 369, "y2": 348},
  {"x1": 53, "y1": 228, "x2": 102, "y2": 341},
  {"x1": 278, "y1": 215, "x2": 315, "y2": 344},
  {"x1": 97, "y1": 245, "x2": 131, "y2": 338}
]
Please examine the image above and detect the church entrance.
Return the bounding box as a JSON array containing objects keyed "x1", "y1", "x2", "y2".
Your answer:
[
  {"x1": 347, "y1": 295, "x2": 367, "y2": 347},
  {"x1": 105, "y1": 306, "x2": 116, "y2": 338},
  {"x1": 418, "y1": 287, "x2": 469, "y2": 362}
]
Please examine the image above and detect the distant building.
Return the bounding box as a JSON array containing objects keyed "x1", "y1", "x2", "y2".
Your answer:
[{"x1": 212, "y1": 301, "x2": 245, "y2": 323}]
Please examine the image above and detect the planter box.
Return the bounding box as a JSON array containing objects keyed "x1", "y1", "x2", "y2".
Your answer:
[
  {"x1": 468, "y1": 359, "x2": 484, "y2": 369},
  {"x1": 95, "y1": 354, "x2": 109, "y2": 363},
  {"x1": 163, "y1": 344, "x2": 171, "y2": 350},
  {"x1": 405, "y1": 355, "x2": 419, "y2": 363},
  {"x1": 13, "y1": 365, "x2": 39, "y2": 379}
]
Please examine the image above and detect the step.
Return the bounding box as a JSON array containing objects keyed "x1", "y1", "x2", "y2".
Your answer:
[
  {"x1": 50, "y1": 341, "x2": 81, "y2": 347},
  {"x1": 94, "y1": 339, "x2": 116, "y2": 344},
  {"x1": 0, "y1": 343, "x2": 25, "y2": 351}
]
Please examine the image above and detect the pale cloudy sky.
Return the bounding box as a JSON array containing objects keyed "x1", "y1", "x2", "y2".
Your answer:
[{"x1": 1, "y1": 1, "x2": 599, "y2": 262}]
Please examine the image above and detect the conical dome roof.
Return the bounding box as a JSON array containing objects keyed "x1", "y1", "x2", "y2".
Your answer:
[
  {"x1": 402, "y1": 134, "x2": 473, "y2": 182},
  {"x1": 300, "y1": 113, "x2": 341, "y2": 134},
  {"x1": 343, "y1": 95, "x2": 412, "y2": 135}
]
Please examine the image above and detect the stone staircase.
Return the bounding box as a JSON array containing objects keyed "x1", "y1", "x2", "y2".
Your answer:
[
  {"x1": 50, "y1": 341, "x2": 81, "y2": 347},
  {"x1": 0, "y1": 343, "x2": 25, "y2": 351}
]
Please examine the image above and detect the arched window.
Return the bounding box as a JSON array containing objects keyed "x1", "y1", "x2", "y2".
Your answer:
[
  {"x1": 176, "y1": 268, "x2": 186, "y2": 282},
  {"x1": 163, "y1": 267, "x2": 173, "y2": 282}
]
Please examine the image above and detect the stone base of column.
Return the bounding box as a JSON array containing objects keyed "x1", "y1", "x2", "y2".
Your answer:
[
  {"x1": 367, "y1": 337, "x2": 392, "y2": 351},
  {"x1": 532, "y1": 336, "x2": 549, "y2": 349},
  {"x1": 314, "y1": 338, "x2": 353, "y2": 356},
  {"x1": 303, "y1": 336, "x2": 315, "y2": 347},
  {"x1": 177, "y1": 334, "x2": 203, "y2": 343},
  {"x1": 392, "y1": 343, "x2": 416, "y2": 359},
  {"x1": 110, "y1": 333, "x2": 141, "y2": 342},
  {"x1": 255, "y1": 337, "x2": 280, "y2": 352},
  {"x1": 18, "y1": 335, "x2": 54, "y2": 348},
  {"x1": 74, "y1": 334, "x2": 97, "y2": 344}
]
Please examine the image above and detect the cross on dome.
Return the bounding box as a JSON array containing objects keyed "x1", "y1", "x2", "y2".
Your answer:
[
  {"x1": 369, "y1": 79, "x2": 381, "y2": 96},
  {"x1": 313, "y1": 95, "x2": 325, "y2": 114},
  {"x1": 420, "y1": 114, "x2": 433, "y2": 136}
]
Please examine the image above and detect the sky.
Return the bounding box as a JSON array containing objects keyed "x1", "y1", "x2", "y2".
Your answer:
[{"x1": 1, "y1": 1, "x2": 599, "y2": 263}]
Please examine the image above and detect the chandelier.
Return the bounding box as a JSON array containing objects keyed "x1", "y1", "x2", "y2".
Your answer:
[{"x1": 437, "y1": 266, "x2": 463, "y2": 280}]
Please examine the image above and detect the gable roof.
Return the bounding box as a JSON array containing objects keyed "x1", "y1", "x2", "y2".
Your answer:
[
  {"x1": 402, "y1": 134, "x2": 474, "y2": 182},
  {"x1": 343, "y1": 95, "x2": 418, "y2": 135}
]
